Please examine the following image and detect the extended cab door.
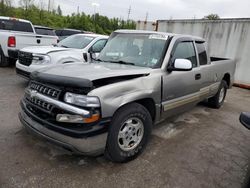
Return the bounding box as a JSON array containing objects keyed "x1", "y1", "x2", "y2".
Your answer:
[
  {"x1": 195, "y1": 41, "x2": 219, "y2": 98},
  {"x1": 161, "y1": 38, "x2": 202, "y2": 118}
]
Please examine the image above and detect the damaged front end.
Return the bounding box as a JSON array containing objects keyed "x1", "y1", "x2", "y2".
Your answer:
[
  {"x1": 19, "y1": 65, "x2": 154, "y2": 155},
  {"x1": 21, "y1": 71, "x2": 148, "y2": 137}
]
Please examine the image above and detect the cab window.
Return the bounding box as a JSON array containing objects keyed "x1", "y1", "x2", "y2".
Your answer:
[
  {"x1": 0, "y1": 19, "x2": 33, "y2": 33},
  {"x1": 195, "y1": 42, "x2": 208, "y2": 66},
  {"x1": 172, "y1": 41, "x2": 197, "y2": 68}
]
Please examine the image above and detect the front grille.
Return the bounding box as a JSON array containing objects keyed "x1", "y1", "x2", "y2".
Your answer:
[
  {"x1": 24, "y1": 81, "x2": 61, "y2": 112},
  {"x1": 18, "y1": 51, "x2": 33, "y2": 66},
  {"x1": 26, "y1": 95, "x2": 53, "y2": 111},
  {"x1": 29, "y1": 81, "x2": 61, "y2": 99}
]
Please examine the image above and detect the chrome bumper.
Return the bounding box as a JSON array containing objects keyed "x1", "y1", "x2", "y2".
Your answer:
[
  {"x1": 25, "y1": 88, "x2": 91, "y2": 117},
  {"x1": 19, "y1": 109, "x2": 108, "y2": 156}
]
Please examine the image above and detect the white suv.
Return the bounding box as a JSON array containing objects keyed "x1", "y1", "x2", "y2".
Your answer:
[{"x1": 16, "y1": 33, "x2": 108, "y2": 79}]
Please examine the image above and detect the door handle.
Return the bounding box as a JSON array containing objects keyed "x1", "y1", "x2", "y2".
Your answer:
[{"x1": 195, "y1": 73, "x2": 201, "y2": 80}]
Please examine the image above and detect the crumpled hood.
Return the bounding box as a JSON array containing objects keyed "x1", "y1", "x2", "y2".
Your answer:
[
  {"x1": 20, "y1": 46, "x2": 78, "y2": 55},
  {"x1": 31, "y1": 62, "x2": 152, "y2": 88}
]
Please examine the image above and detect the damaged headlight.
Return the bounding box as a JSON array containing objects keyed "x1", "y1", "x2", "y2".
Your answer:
[
  {"x1": 64, "y1": 92, "x2": 100, "y2": 108},
  {"x1": 32, "y1": 54, "x2": 51, "y2": 64}
]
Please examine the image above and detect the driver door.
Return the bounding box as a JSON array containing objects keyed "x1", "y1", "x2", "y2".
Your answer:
[{"x1": 161, "y1": 39, "x2": 202, "y2": 118}]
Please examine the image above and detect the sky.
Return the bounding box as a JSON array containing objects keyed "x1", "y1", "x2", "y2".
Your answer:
[{"x1": 13, "y1": 0, "x2": 250, "y2": 21}]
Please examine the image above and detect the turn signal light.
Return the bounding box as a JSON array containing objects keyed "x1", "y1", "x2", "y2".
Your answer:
[{"x1": 83, "y1": 113, "x2": 100, "y2": 123}]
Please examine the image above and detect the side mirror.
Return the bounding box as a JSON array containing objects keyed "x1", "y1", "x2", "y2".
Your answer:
[
  {"x1": 88, "y1": 47, "x2": 99, "y2": 60},
  {"x1": 239, "y1": 112, "x2": 250, "y2": 130},
  {"x1": 168, "y1": 59, "x2": 192, "y2": 71},
  {"x1": 89, "y1": 51, "x2": 97, "y2": 60}
]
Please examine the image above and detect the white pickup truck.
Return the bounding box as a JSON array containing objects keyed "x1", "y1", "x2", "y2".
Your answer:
[{"x1": 0, "y1": 16, "x2": 58, "y2": 67}]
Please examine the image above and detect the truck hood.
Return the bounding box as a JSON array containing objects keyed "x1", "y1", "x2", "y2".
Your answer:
[
  {"x1": 20, "y1": 46, "x2": 79, "y2": 55},
  {"x1": 31, "y1": 62, "x2": 152, "y2": 88}
]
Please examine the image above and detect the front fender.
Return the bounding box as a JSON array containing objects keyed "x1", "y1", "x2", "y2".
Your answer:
[{"x1": 88, "y1": 74, "x2": 162, "y2": 118}]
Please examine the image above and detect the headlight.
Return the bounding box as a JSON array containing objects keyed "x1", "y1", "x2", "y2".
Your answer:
[
  {"x1": 64, "y1": 92, "x2": 100, "y2": 107},
  {"x1": 32, "y1": 54, "x2": 51, "y2": 64}
]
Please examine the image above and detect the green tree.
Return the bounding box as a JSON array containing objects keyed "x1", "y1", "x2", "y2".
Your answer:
[
  {"x1": 0, "y1": 0, "x2": 4, "y2": 14},
  {"x1": 0, "y1": 1, "x2": 136, "y2": 35},
  {"x1": 57, "y1": 5, "x2": 62, "y2": 16},
  {"x1": 203, "y1": 14, "x2": 220, "y2": 20}
]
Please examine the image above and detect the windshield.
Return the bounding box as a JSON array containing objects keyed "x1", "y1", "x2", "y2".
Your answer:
[
  {"x1": 35, "y1": 27, "x2": 56, "y2": 36},
  {"x1": 58, "y1": 34, "x2": 94, "y2": 49},
  {"x1": 0, "y1": 19, "x2": 33, "y2": 33},
  {"x1": 97, "y1": 33, "x2": 168, "y2": 68}
]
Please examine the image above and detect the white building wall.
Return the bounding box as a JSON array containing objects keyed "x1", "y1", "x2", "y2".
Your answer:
[{"x1": 137, "y1": 19, "x2": 250, "y2": 86}]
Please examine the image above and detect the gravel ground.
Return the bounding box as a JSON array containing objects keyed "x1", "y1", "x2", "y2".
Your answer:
[{"x1": 1, "y1": 67, "x2": 250, "y2": 188}]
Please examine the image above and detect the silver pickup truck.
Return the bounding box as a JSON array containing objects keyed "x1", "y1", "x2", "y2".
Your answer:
[{"x1": 19, "y1": 30, "x2": 236, "y2": 163}]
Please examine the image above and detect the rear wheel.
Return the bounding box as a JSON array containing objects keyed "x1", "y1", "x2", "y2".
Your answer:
[
  {"x1": 105, "y1": 103, "x2": 152, "y2": 163},
  {"x1": 208, "y1": 80, "x2": 228, "y2": 108},
  {"x1": 0, "y1": 49, "x2": 9, "y2": 67}
]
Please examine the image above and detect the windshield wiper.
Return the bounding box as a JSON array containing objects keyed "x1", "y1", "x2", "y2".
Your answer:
[
  {"x1": 92, "y1": 58, "x2": 108, "y2": 62},
  {"x1": 60, "y1": 45, "x2": 69, "y2": 48},
  {"x1": 92, "y1": 58, "x2": 135, "y2": 65},
  {"x1": 109, "y1": 60, "x2": 135, "y2": 65}
]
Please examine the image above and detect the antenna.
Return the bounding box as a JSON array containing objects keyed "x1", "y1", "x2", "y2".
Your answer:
[
  {"x1": 48, "y1": 0, "x2": 50, "y2": 12},
  {"x1": 127, "y1": 5, "x2": 131, "y2": 21},
  {"x1": 77, "y1": 5, "x2": 79, "y2": 14},
  {"x1": 145, "y1": 12, "x2": 148, "y2": 22}
]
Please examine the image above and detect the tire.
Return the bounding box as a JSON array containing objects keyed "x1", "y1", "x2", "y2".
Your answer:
[
  {"x1": 104, "y1": 103, "x2": 152, "y2": 163},
  {"x1": 208, "y1": 80, "x2": 228, "y2": 109},
  {"x1": 0, "y1": 48, "x2": 9, "y2": 67}
]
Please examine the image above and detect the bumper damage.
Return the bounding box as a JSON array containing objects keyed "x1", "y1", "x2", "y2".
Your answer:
[{"x1": 19, "y1": 102, "x2": 108, "y2": 156}]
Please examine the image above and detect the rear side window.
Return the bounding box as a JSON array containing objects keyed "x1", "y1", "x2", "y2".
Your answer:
[
  {"x1": 35, "y1": 28, "x2": 56, "y2": 36},
  {"x1": 195, "y1": 42, "x2": 208, "y2": 66},
  {"x1": 0, "y1": 19, "x2": 33, "y2": 33},
  {"x1": 172, "y1": 41, "x2": 197, "y2": 68}
]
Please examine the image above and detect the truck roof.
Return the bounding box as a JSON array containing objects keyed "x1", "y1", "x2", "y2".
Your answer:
[
  {"x1": 75, "y1": 33, "x2": 109, "y2": 39},
  {"x1": 57, "y1": 28, "x2": 83, "y2": 32},
  {"x1": 115, "y1": 29, "x2": 204, "y2": 41},
  {"x1": 0, "y1": 16, "x2": 32, "y2": 24},
  {"x1": 34, "y1": 25, "x2": 54, "y2": 30}
]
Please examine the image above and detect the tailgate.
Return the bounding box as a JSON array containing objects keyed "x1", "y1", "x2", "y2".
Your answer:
[{"x1": 15, "y1": 33, "x2": 57, "y2": 50}]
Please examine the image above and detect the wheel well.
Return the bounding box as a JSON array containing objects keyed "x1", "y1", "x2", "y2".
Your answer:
[
  {"x1": 134, "y1": 98, "x2": 156, "y2": 122},
  {"x1": 223, "y1": 73, "x2": 230, "y2": 87}
]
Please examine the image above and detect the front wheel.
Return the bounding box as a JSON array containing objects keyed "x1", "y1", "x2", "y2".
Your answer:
[
  {"x1": 105, "y1": 103, "x2": 152, "y2": 163},
  {"x1": 208, "y1": 80, "x2": 228, "y2": 108}
]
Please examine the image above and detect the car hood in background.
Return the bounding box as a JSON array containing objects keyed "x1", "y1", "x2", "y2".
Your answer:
[{"x1": 20, "y1": 46, "x2": 81, "y2": 55}]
